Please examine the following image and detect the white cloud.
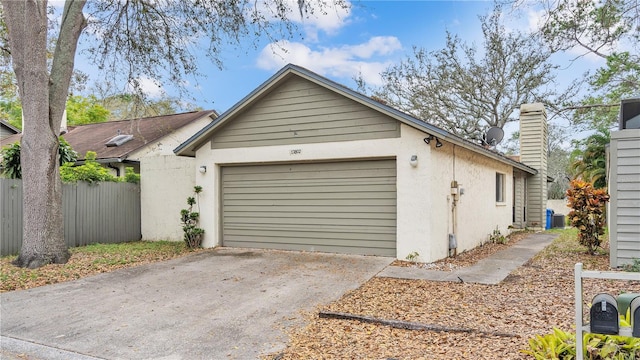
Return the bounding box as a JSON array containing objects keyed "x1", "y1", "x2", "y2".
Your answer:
[
  {"x1": 128, "y1": 77, "x2": 164, "y2": 99},
  {"x1": 256, "y1": 36, "x2": 402, "y2": 86},
  {"x1": 253, "y1": 0, "x2": 352, "y2": 41}
]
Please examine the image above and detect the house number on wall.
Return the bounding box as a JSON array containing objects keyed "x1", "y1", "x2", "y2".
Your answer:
[{"x1": 290, "y1": 149, "x2": 302, "y2": 155}]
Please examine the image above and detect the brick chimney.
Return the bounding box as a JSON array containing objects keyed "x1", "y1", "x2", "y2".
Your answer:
[{"x1": 519, "y1": 103, "x2": 548, "y2": 229}]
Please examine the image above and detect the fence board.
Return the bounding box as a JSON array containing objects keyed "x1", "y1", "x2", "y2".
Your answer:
[{"x1": 0, "y1": 179, "x2": 141, "y2": 256}]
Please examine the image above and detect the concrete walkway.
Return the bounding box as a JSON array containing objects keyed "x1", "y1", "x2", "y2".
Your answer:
[{"x1": 377, "y1": 232, "x2": 558, "y2": 284}]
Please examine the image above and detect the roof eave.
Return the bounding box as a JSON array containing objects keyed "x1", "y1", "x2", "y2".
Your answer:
[{"x1": 175, "y1": 64, "x2": 538, "y2": 175}]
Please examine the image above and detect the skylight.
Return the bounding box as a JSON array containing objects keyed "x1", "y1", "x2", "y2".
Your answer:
[{"x1": 105, "y1": 134, "x2": 134, "y2": 147}]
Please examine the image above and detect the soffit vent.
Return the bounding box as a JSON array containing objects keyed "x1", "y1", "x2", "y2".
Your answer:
[{"x1": 105, "y1": 134, "x2": 134, "y2": 147}]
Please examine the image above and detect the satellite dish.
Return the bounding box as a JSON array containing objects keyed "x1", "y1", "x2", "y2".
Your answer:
[{"x1": 484, "y1": 127, "x2": 504, "y2": 146}]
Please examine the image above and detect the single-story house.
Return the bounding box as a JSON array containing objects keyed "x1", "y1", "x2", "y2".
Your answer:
[
  {"x1": 1, "y1": 110, "x2": 218, "y2": 243},
  {"x1": 175, "y1": 64, "x2": 549, "y2": 262}
]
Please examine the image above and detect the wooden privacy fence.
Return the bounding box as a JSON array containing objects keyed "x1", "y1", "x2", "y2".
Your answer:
[{"x1": 1, "y1": 179, "x2": 141, "y2": 256}]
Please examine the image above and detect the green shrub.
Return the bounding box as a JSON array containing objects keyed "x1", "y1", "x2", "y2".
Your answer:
[
  {"x1": 124, "y1": 167, "x2": 140, "y2": 184},
  {"x1": 523, "y1": 327, "x2": 640, "y2": 360},
  {"x1": 0, "y1": 142, "x2": 21, "y2": 179},
  {"x1": 489, "y1": 226, "x2": 507, "y2": 244},
  {"x1": 0, "y1": 138, "x2": 77, "y2": 179},
  {"x1": 60, "y1": 151, "x2": 119, "y2": 184},
  {"x1": 180, "y1": 186, "x2": 204, "y2": 249},
  {"x1": 622, "y1": 258, "x2": 640, "y2": 272}
]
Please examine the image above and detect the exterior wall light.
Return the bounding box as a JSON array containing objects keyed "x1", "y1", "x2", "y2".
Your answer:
[
  {"x1": 423, "y1": 135, "x2": 435, "y2": 144},
  {"x1": 424, "y1": 134, "x2": 443, "y2": 148},
  {"x1": 199, "y1": 166, "x2": 207, "y2": 174},
  {"x1": 410, "y1": 155, "x2": 418, "y2": 167}
]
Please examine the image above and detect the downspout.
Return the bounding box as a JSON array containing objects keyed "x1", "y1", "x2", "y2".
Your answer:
[
  {"x1": 107, "y1": 163, "x2": 120, "y2": 177},
  {"x1": 449, "y1": 145, "x2": 458, "y2": 257}
]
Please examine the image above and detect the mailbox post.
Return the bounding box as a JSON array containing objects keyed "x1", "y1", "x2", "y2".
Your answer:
[{"x1": 574, "y1": 263, "x2": 640, "y2": 360}]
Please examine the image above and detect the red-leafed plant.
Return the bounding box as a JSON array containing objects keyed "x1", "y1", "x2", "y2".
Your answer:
[{"x1": 566, "y1": 179, "x2": 609, "y2": 255}]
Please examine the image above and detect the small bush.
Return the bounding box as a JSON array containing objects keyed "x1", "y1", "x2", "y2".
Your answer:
[
  {"x1": 60, "y1": 151, "x2": 119, "y2": 184},
  {"x1": 566, "y1": 179, "x2": 609, "y2": 255},
  {"x1": 489, "y1": 227, "x2": 507, "y2": 244},
  {"x1": 124, "y1": 167, "x2": 140, "y2": 184},
  {"x1": 623, "y1": 258, "x2": 640, "y2": 273},
  {"x1": 523, "y1": 328, "x2": 640, "y2": 359},
  {"x1": 180, "y1": 186, "x2": 204, "y2": 249},
  {"x1": 0, "y1": 138, "x2": 77, "y2": 179}
]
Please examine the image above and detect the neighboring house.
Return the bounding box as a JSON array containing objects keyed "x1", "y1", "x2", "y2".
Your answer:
[
  {"x1": 175, "y1": 64, "x2": 549, "y2": 262},
  {"x1": 1, "y1": 110, "x2": 218, "y2": 243},
  {"x1": 0, "y1": 120, "x2": 19, "y2": 140},
  {"x1": 608, "y1": 98, "x2": 640, "y2": 267}
]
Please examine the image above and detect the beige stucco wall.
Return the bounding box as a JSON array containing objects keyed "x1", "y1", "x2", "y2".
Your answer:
[
  {"x1": 193, "y1": 123, "x2": 517, "y2": 262},
  {"x1": 130, "y1": 117, "x2": 213, "y2": 160},
  {"x1": 102, "y1": 117, "x2": 213, "y2": 178},
  {"x1": 426, "y1": 142, "x2": 514, "y2": 260},
  {"x1": 141, "y1": 155, "x2": 196, "y2": 241},
  {"x1": 131, "y1": 116, "x2": 214, "y2": 241},
  {"x1": 547, "y1": 199, "x2": 571, "y2": 215}
]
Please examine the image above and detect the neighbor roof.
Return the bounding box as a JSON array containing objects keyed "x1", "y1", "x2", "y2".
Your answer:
[
  {"x1": 175, "y1": 64, "x2": 537, "y2": 175},
  {"x1": 1, "y1": 120, "x2": 20, "y2": 136},
  {"x1": 1, "y1": 110, "x2": 217, "y2": 163}
]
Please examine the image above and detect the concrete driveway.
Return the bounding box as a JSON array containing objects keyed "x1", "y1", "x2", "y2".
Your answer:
[{"x1": 1, "y1": 248, "x2": 393, "y2": 360}]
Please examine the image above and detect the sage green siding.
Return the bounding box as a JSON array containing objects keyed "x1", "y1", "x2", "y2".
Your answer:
[
  {"x1": 221, "y1": 159, "x2": 397, "y2": 256},
  {"x1": 210, "y1": 77, "x2": 400, "y2": 149}
]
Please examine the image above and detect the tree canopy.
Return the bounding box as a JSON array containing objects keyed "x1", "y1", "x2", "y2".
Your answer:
[
  {"x1": 0, "y1": 0, "x2": 347, "y2": 268},
  {"x1": 360, "y1": 5, "x2": 576, "y2": 143},
  {"x1": 533, "y1": 0, "x2": 639, "y2": 128}
]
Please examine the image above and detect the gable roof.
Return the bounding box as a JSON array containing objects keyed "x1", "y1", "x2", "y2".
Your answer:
[
  {"x1": 175, "y1": 64, "x2": 537, "y2": 175},
  {"x1": 1, "y1": 110, "x2": 217, "y2": 163}
]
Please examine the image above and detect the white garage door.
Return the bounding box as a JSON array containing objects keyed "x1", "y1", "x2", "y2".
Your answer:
[{"x1": 221, "y1": 159, "x2": 396, "y2": 256}]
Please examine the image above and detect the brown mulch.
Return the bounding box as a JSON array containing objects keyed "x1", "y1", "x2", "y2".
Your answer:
[
  {"x1": 269, "y1": 231, "x2": 640, "y2": 359},
  {"x1": 391, "y1": 229, "x2": 533, "y2": 271},
  {"x1": 0, "y1": 242, "x2": 206, "y2": 293}
]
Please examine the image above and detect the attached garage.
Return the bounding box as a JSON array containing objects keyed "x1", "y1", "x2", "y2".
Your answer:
[
  {"x1": 175, "y1": 64, "x2": 543, "y2": 262},
  {"x1": 221, "y1": 159, "x2": 397, "y2": 256}
]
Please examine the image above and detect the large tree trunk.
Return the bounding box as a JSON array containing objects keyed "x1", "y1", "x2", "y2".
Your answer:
[{"x1": 2, "y1": 0, "x2": 86, "y2": 268}]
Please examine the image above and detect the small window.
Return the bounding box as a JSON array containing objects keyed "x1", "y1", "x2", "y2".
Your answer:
[{"x1": 496, "y1": 173, "x2": 505, "y2": 203}]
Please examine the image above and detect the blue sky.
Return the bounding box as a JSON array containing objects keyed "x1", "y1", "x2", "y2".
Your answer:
[{"x1": 74, "y1": 1, "x2": 603, "y2": 129}]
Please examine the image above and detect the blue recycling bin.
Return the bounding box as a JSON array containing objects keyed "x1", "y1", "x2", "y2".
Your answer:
[{"x1": 545, "y1": 209, "x2": 554, "y2": 229}]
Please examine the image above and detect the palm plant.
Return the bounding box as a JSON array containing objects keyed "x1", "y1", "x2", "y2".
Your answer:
[{"x1": 569, "y1": 128, "x2": 610, "y2": 189}]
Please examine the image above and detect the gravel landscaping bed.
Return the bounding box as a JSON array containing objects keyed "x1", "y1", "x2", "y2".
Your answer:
[{"x1": 269, "y1": 230, "x2": 640, "y2": 359}]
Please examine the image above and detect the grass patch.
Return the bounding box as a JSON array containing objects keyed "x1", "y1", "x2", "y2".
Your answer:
[
  {"x1": 536, "y1": 227, "x2": 610, "y2": 270},
  {"x1": 0, "y1": 241, "x2": 201, "y2": 293}
]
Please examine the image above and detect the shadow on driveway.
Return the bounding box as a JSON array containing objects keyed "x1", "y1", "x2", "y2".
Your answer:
[{"x1": 1, "y1": 248, "x2": 393, "y2": 360}]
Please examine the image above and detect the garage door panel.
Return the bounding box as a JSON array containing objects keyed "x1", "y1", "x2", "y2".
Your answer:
[
  {"x1": 223, "y1": 198, "x2": 396, "y2": 207},
  {"x1": 225, "y1": 215, "x2": 397, "y2": 227},
  {"x1": 224, "y1": 234, "x2": 395, "y2": 248},
  {"x1": 223, "y1": 160, "x2": 395, "y2": 175},
  {"x1": 223, "y1": 205, "x2": 395, "y2": 214},
  {"x1": 224, "y1": 192, "x2": 396, "y2": 201},
  {"x1": 221, "y1": 159, "x2": 396, "y2": 256},
  {"x1": 224, "y1": 222, "x2": 396, "y2": 235},
  {"x1": 224, "y1": 210, "x2": 395, "y2": 219},
  {"x1": 224, "y1": 240, "x2": 395, "y2": 256},
  {"x1": 223, "y1": 184, "x2": 396, "y2": 195}
]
